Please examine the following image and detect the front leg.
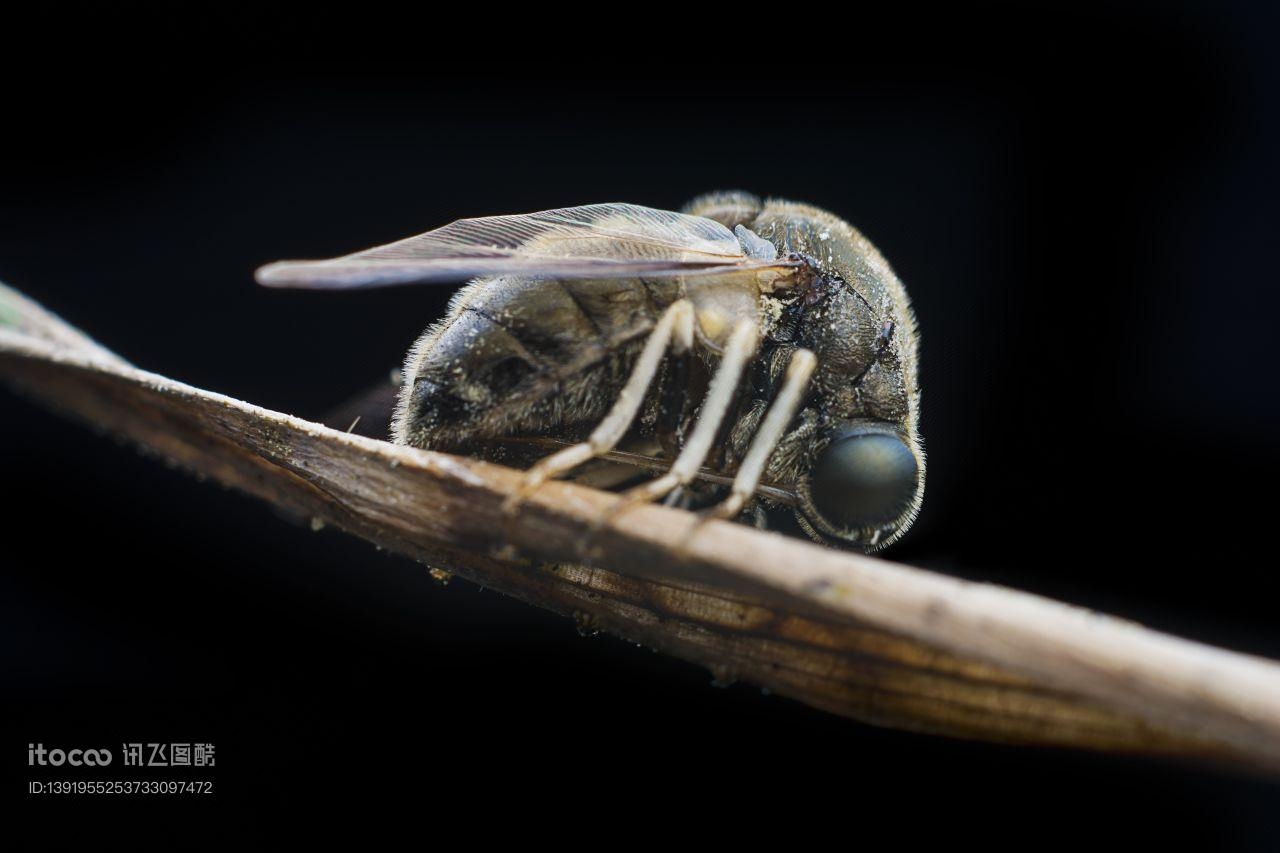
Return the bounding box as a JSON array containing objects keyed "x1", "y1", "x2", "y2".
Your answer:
[{"x1": 702, "y1": 348, "x2": 817, "y2": 521}]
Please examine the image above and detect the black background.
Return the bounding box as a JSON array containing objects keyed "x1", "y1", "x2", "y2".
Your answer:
[{"x1": 4, "y1": 2, "x2": 1279, "y2": 840}]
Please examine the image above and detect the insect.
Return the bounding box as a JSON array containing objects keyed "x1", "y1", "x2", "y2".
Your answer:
[{"x1": 258, "y1": 192, "x2": 924, "y2": 552}]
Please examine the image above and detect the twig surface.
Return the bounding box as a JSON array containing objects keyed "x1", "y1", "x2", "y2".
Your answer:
[{"x1": 4, "y1": 281, "x2": 1279, "y2": 771}]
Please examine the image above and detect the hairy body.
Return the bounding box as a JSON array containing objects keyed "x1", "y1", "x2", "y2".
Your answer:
[{"x1": 389, "y1": 194, "x2": 922, "y2": 548}]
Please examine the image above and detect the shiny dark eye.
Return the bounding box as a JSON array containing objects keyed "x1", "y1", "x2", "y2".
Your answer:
[{"x1": 808, "y1": 429, "x2": 919, "y2": 530}]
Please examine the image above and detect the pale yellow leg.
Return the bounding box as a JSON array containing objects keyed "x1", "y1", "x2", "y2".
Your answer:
[
  {"x1": 702, "y1": 348, "x2": 817, "y2": 522},
  {"x1": 572, "y1": 320, "x2": 759, "y2": 561},
  {"x1": 618, "y1": 320, "x2": 758, "y2": 507},
  {"x1": 502, "y1": 299, "x2": 695, "y2": 514}
]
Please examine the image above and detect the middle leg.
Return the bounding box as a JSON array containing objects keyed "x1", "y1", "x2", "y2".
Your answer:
[
  {"x1": 502, "y1": 298, "x2": 695, "y2": 513},
  {"x1": 572, "y1": 318, "x2": 759, "y2": 558},
  {"x1": 620, "y1": 319, "x2": 759, "y2": 507}
]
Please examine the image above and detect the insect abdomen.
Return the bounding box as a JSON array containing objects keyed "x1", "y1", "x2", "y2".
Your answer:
[{"x1": 393, "y1": 275, "x2": 676, "y2": 451}]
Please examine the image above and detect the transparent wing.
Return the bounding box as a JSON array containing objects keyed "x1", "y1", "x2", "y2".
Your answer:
[{"x1": 256, "y1": 203, "x2": 797, "y2": 289}]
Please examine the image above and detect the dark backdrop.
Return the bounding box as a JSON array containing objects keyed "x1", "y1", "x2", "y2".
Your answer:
[{"x1": 4, "y1": 3, "x2": 1278, "y2": 840}]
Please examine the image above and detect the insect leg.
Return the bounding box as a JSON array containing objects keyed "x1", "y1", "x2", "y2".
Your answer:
[
  {"x1": 701, "y1": 348, "x2": 817, "y2": 522},
  {"x1": 570, "y1": 319, "x2": 758, "y2": 562},
  {"x1": 502, "y1": 299, "x2": 696, "y2": 513},
  {"x1": 619, "y1": 320, "x2": 758, "y2": 506}
]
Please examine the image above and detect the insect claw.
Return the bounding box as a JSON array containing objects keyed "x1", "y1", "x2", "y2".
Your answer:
[
  {"x1": 705, "y1": 493, "x2": 747, "y2": 522},
  {"x1": 577, "y1": 471, "x2": 690, "y2": 563},
  {"x1": 672, "y1": 494, "x2": 748, "y2": 557},
  {"x1": 502, "y1": 468, "x2": 550, "y2": 515}
]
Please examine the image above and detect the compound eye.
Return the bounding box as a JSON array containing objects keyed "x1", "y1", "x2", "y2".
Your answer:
[{"x1": 809, "y1": 429, "x2": 919, "y2": 530}]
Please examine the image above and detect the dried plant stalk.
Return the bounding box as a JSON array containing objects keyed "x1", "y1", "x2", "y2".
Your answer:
[{"x1": 3, "y1": 282, "x2": 1279, "y2": 771}]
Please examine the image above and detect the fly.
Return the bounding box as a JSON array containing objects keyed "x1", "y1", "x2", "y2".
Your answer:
[{"x1": 257, "y1": 192, "x2": 924, "y2": 552}]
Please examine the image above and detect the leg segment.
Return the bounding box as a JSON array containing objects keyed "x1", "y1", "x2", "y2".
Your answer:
[
  {"x1": 572, "y1": 319, "x2": 758, "y2": 560},
  {"x1": 621, "y1": 320, "x2": 759, "y2": 506},
  {"x1": 703, "y1": 348, "x2": 817, "y2": 521},
  {"x1": 503, "y1": 299, "x2": 695, "y2": 513}
]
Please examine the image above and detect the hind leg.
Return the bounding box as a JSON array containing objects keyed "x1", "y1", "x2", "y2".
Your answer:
[{"x1": 502, "y1": 299, "x2": 695, "y2": 513}]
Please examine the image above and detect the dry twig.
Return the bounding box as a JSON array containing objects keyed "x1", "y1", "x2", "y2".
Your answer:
[{"x1": 3, "y1": 281, "x2": 1279, "y2": 771}]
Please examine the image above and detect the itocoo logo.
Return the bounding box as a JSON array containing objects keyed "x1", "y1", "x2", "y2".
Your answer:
[{"x1": 28, "y1": 744, "x2": 113, "y2": 766}]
